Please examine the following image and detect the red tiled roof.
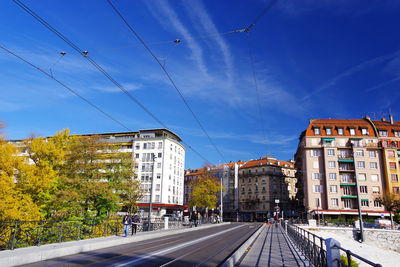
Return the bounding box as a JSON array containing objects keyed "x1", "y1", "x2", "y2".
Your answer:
[
  {"x1": 305, "y1": 119, "x2": 375, "y2": 137},
  {"x1": 240, "y1": 158, "x2": 294, "y2": 169}
]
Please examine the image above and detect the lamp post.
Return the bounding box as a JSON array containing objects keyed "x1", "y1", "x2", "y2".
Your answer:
[{"x1": 147, "y1": 154, "x2": 156, "y2": 231}]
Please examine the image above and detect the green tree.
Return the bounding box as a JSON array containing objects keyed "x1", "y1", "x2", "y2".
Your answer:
[
  {"x1": 375, "y1": 193, "x2": 400, "y2": 229},
  {"x1": 189, "y1": 172, "x2": 225, "y2": 210}
]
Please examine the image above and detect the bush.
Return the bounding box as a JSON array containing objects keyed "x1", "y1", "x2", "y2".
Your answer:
[{"x1": 340, "y1": 255, "x2": 359, "y2": 267}]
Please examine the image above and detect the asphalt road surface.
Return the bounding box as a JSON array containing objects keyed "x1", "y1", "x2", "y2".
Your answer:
[{"x1": 21, "y1": 223, "x2": 263, "y2": 267}]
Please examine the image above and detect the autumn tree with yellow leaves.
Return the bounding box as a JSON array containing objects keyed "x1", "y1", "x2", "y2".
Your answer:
[
  {"x1": 0, "y1": 123, "x2": 140, "y2": 221},
  {"x1": 189, "y1": 172, "x2": 225, "y2": 210}
]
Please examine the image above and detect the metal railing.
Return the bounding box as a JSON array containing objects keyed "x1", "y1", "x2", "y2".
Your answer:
[
  {"x1": 285, "y1": 223, "x2": 382, "y2": 267},
  {"x1": 285, "y1": 222, "x2": 327, "y2": 267},
  {"x1": 0, "y1": 217, "x2": 190, "y2": 251}
]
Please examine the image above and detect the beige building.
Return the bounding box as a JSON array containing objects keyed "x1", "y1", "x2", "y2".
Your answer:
[
  {"x1": 239, "y1": 156, "x2": 297, "y2": 221},
  {"x1": 294, "y1": 117, "x2": 397, "y2": 220}
]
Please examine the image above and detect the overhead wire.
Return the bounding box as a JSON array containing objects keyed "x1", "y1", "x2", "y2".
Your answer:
[
  {"x1": 106, "y1": 0, "x2": 227, "y2": 163},
  {"x1": 12, "y1": 0, "x2": 211, "y2": 164},
  {"x1": 0, "y1": 44, "x2": 132, "y2": 132},
  {"x1": 243, "y1": 0, "x2": 279, "y2": 144}
]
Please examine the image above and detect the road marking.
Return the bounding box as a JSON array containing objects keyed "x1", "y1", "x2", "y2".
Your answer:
[{"x1": 112, "y1": 225, "x2": 245, "y2": 267}]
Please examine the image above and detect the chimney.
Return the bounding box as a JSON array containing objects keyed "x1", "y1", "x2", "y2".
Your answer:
[{"x1": 390, "y1": 114, "x2": 394, "y2": 125}]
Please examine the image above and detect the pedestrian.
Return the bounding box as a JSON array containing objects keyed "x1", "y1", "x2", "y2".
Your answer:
[
  {"x1": 122, "y1": 212, "x2": 132, "y2": 237},
  {"x1": 191, "y1": 211, "x2": 198, "y2": 227},
  {"x1": 131, "y1": 212, "x2": 140, "y2": 235}
]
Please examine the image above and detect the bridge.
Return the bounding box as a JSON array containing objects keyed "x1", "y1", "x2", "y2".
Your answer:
[{"x1": 0, "y1": 221, "x2": 384, "y2": 266}]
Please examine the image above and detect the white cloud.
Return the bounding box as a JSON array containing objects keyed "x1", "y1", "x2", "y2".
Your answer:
[
  {"x1": 93, "y1": 82, "x2": 142, "y2": 93},
  {"x1": 144, "y1": 0, "x2": 210, "y2": 79}
]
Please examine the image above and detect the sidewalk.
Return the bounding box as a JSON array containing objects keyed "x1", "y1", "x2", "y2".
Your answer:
[
  {"x1": 0, "y1": 222, "x2": 230, "y2": 267},
  {"x1": 239, "y1": 225, "x2": 306, "y2": 267}
]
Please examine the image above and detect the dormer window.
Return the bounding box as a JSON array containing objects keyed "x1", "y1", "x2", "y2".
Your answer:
[
  {"x1": 326, "y1": 128, "x2": 332, "y2": 135},
  {"x1": 349, "y1": 128, "x2": 356, "y2": 135},
  {"x1": 361, "y1": 128, "x2": 369, "y2": 135},
  {"x1": 379, "y1": 130, "x2": 388, "y2": 137},
  {"x1": 337, "y1": 128, "x2": 344, "y2": 135},
  {"x1": 314, "y1": 127, "x2": 321, "y2": 135},
  {"x1": 394, "y1": 131, "x2": 400, "y2": 137}
]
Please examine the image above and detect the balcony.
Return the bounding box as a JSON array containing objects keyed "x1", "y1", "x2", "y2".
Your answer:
[
  {"x1": 340, "y1": 181, "x2": 356, "y2": 186},
  {"x1": 341, "y1": 195, "x2": 357, "y2": 199},
  {"x1": 366, "y1": 142, "x2": 379, "y2": 148},
  {"x1": 339, "y1": 167, "x2": 355, "y2": 172}
]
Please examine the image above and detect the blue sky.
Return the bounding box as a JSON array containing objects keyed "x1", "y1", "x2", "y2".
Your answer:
[{"x1": 1, "y1": 0, "x2": 400, "y2": 169}]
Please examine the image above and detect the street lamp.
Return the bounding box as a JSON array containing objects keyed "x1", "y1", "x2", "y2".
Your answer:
[{"x1": 147, "y1": 154, "x2": 156, "y2": 231}]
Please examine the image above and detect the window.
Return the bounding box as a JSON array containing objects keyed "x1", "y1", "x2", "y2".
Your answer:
[
  {"x1": 135, "y1": 143, "x2": 140, "y2": 150},
  {"x1": 360, "y1": 186, "x2": 367, "y2": 194},
  {"x1": 349, "y1": 128, "x2": 356, "y2": 135},
  {"x1": 361, "y1": 128, "x2": 369, "y2": 135},
  {"x1": 357, "y1": 161, "x2": 365, "y2": 168},
  {"x1": 158, "y1": 153, "x2": 162, "y2": 158},
  {"x1": 326, "y1": 128, "x2": 332, "y2": 135},
  {"x1": 311, "y1": 150, "x2": 320, "y2": 157},
  {"x1": 372, "y1": 186, "x2": 380, "y2": 193},
  {"x1": 369, "y1": 151, "x2": 376, "y2": 158},
  {"x1": 314, "y1": 127, "x2": 320, "y2": 135},
  {"x1": 313, "y1": 185, "x2": 323, "y2": 193},
  {"x1": 158, "y1": 142, "x2": 163, "y2": 149},
  {"x1": 312, "y1": 173, "x2": 320, "y2": 180},
  {"x1": 389, "y1": 162, "x2": 397, "y2": 170},
  {"x1": 342, "y1": 173, "x2": 351, "y2": 182},
  {"x1": 391, "y1": 174, "x2": 398, "y2": 182},
  {"x1": 329, "y1": 173, "x2": 337, "y2": 180},
  {"x1": 344, "y1": 199, "x2": 351, "y2": 209},
  {"x1": 393, "y1": 187, "x2": 400, "y2": 194},
  {"x1": 156, "y1": 173, "x2": 161, "y2": 179},
  {"x1": 370, "y1": 162, "x2": 378, "y2": 169},
  {"x1": 135, "y1": 153, "x2": 139, "y2": 158},
  {"x1": 361, "y1": 200, "x2": 369, "y2": 207},
  {"x1": 330, "y1": 185, "x2": 337, "y2": 193},
  {"x1": 337, "y1": 128, "x2": 344, "y2": 135},
  {"x1": 328, "y1": 161, "x2": 336, "y2": 168},
  {"x1": 327, "y1": 149, "x2": 335, "y2": 156},
  {"x1": 388, "y1": 150, "x2": 396, "y2": 157},
  {"x1": 371, "y1": 174, "x2": 378, "y2": 182},
  {"x1": 331, "y1": 198, "x2": 338, "y2": 206},
  {"x1": 155, "y1": 184, "x2": 161, "y2": 191},
  {"x1": 356, "y1": 150, "x2": 364, "y2": 157},
  {"x1": 374, "y1": 200, "x2": 381, "y2": 207},
  {"x1": 313, "y1": 161, "x2": 319, "y2": 169},
  {"x1": 358, "y1": 173, "x2": 366, "y2": 181},
  {"x1": 394, "y1": 131, "x2": 400, "y2": 137},
  {"x1": 379, "y1": 130, "x2": 388, "y2": 137},
  {"x1": 343, "y1": 186, "x2": 352, "y2": 195}
]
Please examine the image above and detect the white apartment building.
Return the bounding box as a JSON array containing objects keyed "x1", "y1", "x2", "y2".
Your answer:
[{"x1": 100, "y1": 129, "x2": 186, "y2": 214}]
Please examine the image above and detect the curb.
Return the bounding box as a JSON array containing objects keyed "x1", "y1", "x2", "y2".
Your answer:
[
  {"x1": 220, "y1": 223, "x2": 266, "y2": 267},
  {"x1": 0, "y1": 222, "x2": 230, "y2": 267}
]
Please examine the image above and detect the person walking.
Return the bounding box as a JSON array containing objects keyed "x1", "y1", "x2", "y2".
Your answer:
[
  {"x1": 131, "y1": 212, "x2": 140, "y2": 235},
  {"x1": 122, "y1": 212, "x2": 132, "y2": 237},
  {"x1": 191, "y1": 211, "x2": 198, "y2": 227}
]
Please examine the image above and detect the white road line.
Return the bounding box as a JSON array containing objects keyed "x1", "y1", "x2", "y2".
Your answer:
[{"x1": 112, "y1": 225, "x2": 245, "y2": 267}]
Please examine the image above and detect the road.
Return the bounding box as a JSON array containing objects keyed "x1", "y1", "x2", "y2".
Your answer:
[{"x1": 21, "y1": 223, "x2": 263, "y2": 267}]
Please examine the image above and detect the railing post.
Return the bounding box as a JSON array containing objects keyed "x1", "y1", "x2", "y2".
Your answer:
[
  {"x1": 325, "y1": 238, "x2": 341, "y2": 267},
  {"x1": 59, "y1": 220, "x2": 64, "y2": 243},
  {"x1": 320, "y1": 237, "x2": 326, "y2": 266},
  {"x1": 76, "y1": 220, "x2": 81, "y2": 241},
  {"x1": 346, "y1": 250, "x2": 352, "y2": 267},
  {"x1": 91, "y1": 218, "x2": 95, "y2": 238},
  {"x1": 105, "y1": 218, "x2": 108, "y2": 237},
  {"x1": 37, "y1": 220, "x2": 43, "y2": 246},
  {"x1": 11, "y1": 221, "x2": 18, "y2": 250}
]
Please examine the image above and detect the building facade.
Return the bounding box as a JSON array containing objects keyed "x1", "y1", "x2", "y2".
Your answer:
[
  {"x1": 98, "y1": 129, "x2": 186, "y2": 214},
  {"x1": 294, "y1": 116, "x2": 400, "y2": 220},
  {"x1": 239, "y1": 156, "x2": 297, "y2": 221}
]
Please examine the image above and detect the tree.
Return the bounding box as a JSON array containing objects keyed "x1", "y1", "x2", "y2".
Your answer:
[
  {"x1": 0, "y1": 123, "x2": 41, "y2": 221},
  {"x1": 51, "y1": 134, "x2": 139, "y2": 219},
  {"x1": 375, "y1": 193, "x2": 400, "y2": 229},
  {"x1": 189, "y1": 172, "x2": 225, "y2": 210}
]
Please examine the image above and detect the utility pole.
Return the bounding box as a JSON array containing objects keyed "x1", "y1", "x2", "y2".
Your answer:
[
  {"x1": 147, "y1": 154, "x2": 156, "y2": 231},
  {"x1": 355, "y1": 174, "x2": 364, "y2": 242},
  {"x1": 220, "y1": 173, "x2": 223, "y2": 223}
]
